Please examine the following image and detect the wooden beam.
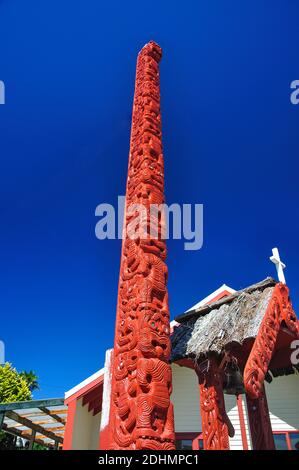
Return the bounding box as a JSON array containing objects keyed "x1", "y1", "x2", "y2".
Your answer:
[
  {"x1": 35, "y1": 433, "x2": 56, "y2": 440},
  {"x1": 5, "y1": 419, "x2": 57, "y2": 428},
  {"x1": 0, "y1": 398, "x2": 64, "y2": 412},
  {"x1": 5, "y1": 421, "x2": 24, "y2": 428},
  {"x1": 20, "y1": 408, "x2": 67, "y2": 418},
  {"x1": 48, "y1": 409, "x2": 67, "y2": 416},
  {"x1": 3, "y1": 424, "x2": 53, "y2": 448},
  {"x1": 25, "y1": 425, "x2": 64, "y2": 434},
  {"x1": 93, "y1": 405, "x2": 101, "y2": 416},
  {"x1": 28, "y1": 429, "x2": 36, "y2": 450},
  {"x1": 39, "y1": 407, "x2": 65, "y2": 424},
  {"x1": 82, "y1": 386, "x2": 102, "y2": 407},
  {"x1": 6, "y1": 410, "x2": 63, "y2": 444},
  {"x1": 88, "y1": 397, "x2": 101, "y2": 413},
  {"x1": 0, "y1": 411, "x2": 5, "y2": 430}
]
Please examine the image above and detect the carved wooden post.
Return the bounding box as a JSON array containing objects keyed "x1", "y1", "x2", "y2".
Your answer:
[
  {"x1": 246, "y1": 385, "x2": 275, "y2": 450},
  {"x1": 197, "y1": 357, "x2": 233, "y2": 450},
  {"x1": 107, "y1": 41, "x2": 175, "y2": 450}
]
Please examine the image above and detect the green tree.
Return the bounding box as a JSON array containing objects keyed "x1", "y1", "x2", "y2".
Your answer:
[
  {"x1": 19, "y1": 370, "x2": 39, "y2": 393},
  {"x1": 0, "y1": 363, "x2": 31, "y2": 403},
  {"x1": 0, "y1": 363, "x2": 32, "y2": 449}
]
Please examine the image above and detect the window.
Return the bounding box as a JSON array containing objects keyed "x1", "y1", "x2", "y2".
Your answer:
[
  {"x1": 289, "y1": 432, "x2": 299, "y2": 450},
  {"x1": 175, "y1": 439, "x2": 193, "y2": 450},
  {"x1": 175, "y1": 433, "x2": 204, "y2": 450},
  {"x1": 273, "y1": 431, "x2": 299, "y2": 450},
  {"x1": 273, "y1": 434, "x2": 289, "y2": 450}
]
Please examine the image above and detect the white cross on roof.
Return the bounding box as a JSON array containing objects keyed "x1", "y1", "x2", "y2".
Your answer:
[{"x1": 270, "y1": 247, "x2": 286, "y2": 284}]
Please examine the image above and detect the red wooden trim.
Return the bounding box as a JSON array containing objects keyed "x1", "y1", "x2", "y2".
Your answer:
[
  {"x1": 88, "y1": 395, "x2": 103, "y2": 414},
  {"x1": 206, "y1": 290, "x2": 233, "y2": 305},
  {"x1": 82, "y1": 384, "x2": 103, "y2": 407},
  {"x1": 273, "y1": 431, "x2": 291, "y2": 450},
  {"x1": 93, "y1": 405, "x2": 101, "y2": 416},
  {"x1": 175, "y1": 432, "x2": 198, "y2": 439},
  {"x1": 62, "y1": 399, "x2": 76, "y2": 450},
  {"x1": 285, "y1": 433, "x2": 292, "y2": 451},
  {"x1": 244, "y1": 283, "x2": 299, "y2": 400},
  {"x1": 236, "y1": 395, "x2": 249, "y2": 450},
  {"x1": 65, "y1": 375, "x2": 104, "y2": 405}
]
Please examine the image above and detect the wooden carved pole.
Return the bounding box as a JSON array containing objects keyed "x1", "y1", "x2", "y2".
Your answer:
[
  {"x1": 246, "y1": 385, "x2": 275, "y2": 450},
  {"x1": 107, "y1": 41, "x2": 175, "y2": 450},
  {"x1": 197, "y1": 358, "x2": 234, "y2": 450}
]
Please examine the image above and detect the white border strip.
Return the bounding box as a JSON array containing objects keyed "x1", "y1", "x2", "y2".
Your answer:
[{"x1": 100, "y1": 349, "x2": 113, "y2": 430}]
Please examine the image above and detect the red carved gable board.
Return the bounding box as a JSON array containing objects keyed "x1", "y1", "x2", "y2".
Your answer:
[{"x1": 244, "y1": 283, "x2": 299, "y2": 399}]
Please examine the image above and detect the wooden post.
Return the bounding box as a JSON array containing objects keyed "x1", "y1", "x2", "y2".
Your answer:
[
  {"x1": 63, "y1": 399, "x2": 76, "y2": 450},
  {"x1": 236, "y1": 395, "x2": 249, "y2": 450},
  {"x1": 0, "y1": 411, "x2": 4, "y2": 431},
  {"x1": 246, "y1": 385, "x2": 275, "y2": 450},
  {"x1": 28, "y1": 429, "x2": 36, "y2": 450},
  {"x1": 196, "y1": 357, "x2": 232, "y2": 450}
]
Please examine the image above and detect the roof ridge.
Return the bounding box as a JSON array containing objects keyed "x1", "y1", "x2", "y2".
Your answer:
[{"x1": 175, "y1": 277, "x2": 277, "y2": 323}]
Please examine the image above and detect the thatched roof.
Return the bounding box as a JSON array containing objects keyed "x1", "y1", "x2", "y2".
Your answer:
[{"x1": 171, "y1": 278, "x2": 277, "y2": 362}]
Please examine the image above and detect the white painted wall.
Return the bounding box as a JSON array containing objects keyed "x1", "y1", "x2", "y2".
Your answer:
[
  {"x1": 171, "y1": 364, "x2": 201, "y2": 432},
  {"x1": 266, "y1": 374, "x2": 299, "y2": 431},
  {"x1": 90, "y1": 412, "x2": 102, "y2": 449},
  {"x1": 224, "y1": 395, "x2": 252, "y2": 450},
  {"x1": 72, "y1": 398, "x2": 101, "y2": 450}
]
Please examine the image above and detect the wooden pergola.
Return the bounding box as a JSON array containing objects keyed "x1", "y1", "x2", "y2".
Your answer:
[{"x1": 0, "y1": 398, "x2": 67, "y2": 449}]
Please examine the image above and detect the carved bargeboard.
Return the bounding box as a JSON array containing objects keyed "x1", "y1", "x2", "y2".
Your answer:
[{"x1": 244, "y1": 283, "x2": 299, "y2": 400}]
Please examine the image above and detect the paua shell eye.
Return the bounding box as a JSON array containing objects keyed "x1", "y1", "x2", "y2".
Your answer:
[
  {"x1": 163, "y1": 326, "x2": 169, "y2": 334},
  {"x1": 150, "y1": 321, "x2": 156, "y2": 328}
]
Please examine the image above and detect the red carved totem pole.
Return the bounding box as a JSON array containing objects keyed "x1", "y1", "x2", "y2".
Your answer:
[{"x1": 107, "y1": 41, "x2": 175, "y2": 450}]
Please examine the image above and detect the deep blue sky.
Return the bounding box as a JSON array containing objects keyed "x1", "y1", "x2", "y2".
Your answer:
[{"x1": 0, "y1": 1, "x2": 298, "y2": 399}]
